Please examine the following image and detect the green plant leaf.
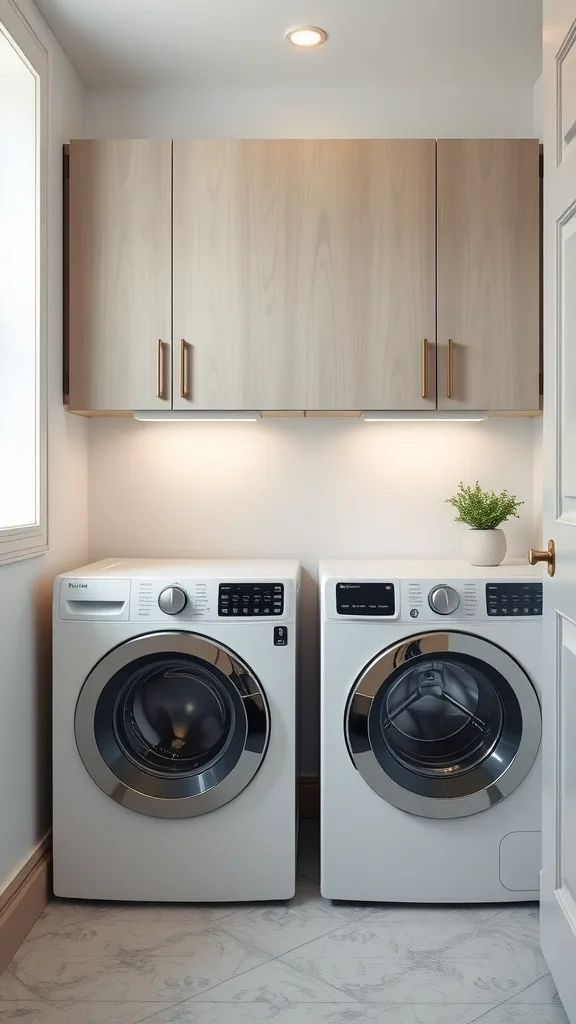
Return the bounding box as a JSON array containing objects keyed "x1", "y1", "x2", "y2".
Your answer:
[{"x1": 446, "y1": 481, "x2": 524, "y2": 530}]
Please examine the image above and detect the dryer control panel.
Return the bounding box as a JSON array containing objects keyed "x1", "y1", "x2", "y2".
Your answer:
[
  {"x1": 486, "y1": 583, "x2": 543, "y2": 617},
  {"x1": 335, "y1": 582, "x2": 396, "y2": 617},
  {"x1": 324, "y1": 575, "x2": 543, "y2": 622}
]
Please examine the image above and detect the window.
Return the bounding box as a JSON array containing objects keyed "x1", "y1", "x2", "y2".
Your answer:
[{"x1": 0, "y1": 0, "x2": 47, "y2": 564}]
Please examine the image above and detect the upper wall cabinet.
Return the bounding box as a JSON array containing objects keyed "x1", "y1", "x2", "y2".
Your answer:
[
  {"x1": 66, "y1": 137, "x2": 540, "y2": 414},
  {"x1": 172, "y1": 140, "x2": 436, "y2": 411},
  {"x1": 68, "y1": 140, "x2": 172, "y2": 412},
  {"x1": 437, "y1": 139, "x2": 540, "y2": 411}
]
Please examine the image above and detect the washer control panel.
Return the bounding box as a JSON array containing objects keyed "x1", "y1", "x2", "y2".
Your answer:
[
  {"x1": 486, "y1": 583, "x2": 543, "y2": 617},
  {"x1": 219, "y1": 582, "x2": 284, "y2": 617},
  {"x1": 336, "y1": 582, "x2": 396, "y2": 616}
]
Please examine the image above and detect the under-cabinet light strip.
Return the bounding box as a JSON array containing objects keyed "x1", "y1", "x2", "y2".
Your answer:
[{"x1": 134, "y1": 411, "x2": 262, "y2": 422}]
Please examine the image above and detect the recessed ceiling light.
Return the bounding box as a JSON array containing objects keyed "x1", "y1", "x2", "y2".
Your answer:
[{"x1": 285, "y1": 26, "x2": 328, "y2": 48}]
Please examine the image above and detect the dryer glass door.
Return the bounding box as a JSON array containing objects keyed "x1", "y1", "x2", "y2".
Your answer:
[
  {"x1": 346, "y1": 631, "x2": 541, "y2": 818},
  {"x1": 75, "y1": 632, "x2": 269, "y2": 818}
]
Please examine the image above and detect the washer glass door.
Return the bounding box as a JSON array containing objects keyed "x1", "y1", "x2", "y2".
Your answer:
[
  {"x1": 75, "y1": 632, "x2": 269, "y2": 818},
  {"x1": 345, "y1": 631, "x2": 541, "y2": 818}
]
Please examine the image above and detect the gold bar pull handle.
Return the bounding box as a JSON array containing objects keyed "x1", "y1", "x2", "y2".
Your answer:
[
  {"x1": 421, "y1": 338, "x2": 429, "y2": 399},
  {"x1": 180, "y1": 339, "x2": 192, "y2": 401},
  {"x1": 529, "y1": 539, "x2": 555, "y2": 577},
  {"x1": 446, "y1": 338, "x2": 454, "y2": 399},
  {"x1": 156, "y1": 339, "x2": 168, "y2": 401}
]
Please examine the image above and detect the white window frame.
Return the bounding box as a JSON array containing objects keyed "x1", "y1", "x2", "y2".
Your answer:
[{"x1": 0, "y1": 0, "x2": 48, "y2": 565}]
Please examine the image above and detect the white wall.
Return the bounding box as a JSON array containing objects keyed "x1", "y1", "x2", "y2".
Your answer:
[
  {"x1": 0, "y1": 0, "x2": 86, "y2": 896},
  {"x1": 85, "y1": 82, "x2": 540, "y2": 775},
  {"x1": 86, "y1": 84, "x2": 536, "y2": 139},
  {"x1": 533, "y1": 75, "x2": 543, "y2": 139}
]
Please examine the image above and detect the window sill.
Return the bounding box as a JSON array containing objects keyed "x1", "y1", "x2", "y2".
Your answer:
[{"x1": 0, "y1": 536, "x2": 48, "y2": 567}]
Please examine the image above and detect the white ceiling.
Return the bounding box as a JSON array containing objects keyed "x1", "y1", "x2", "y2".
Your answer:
[{"x1": 33, "y1": 0, "x2": 542, "y2": 89}]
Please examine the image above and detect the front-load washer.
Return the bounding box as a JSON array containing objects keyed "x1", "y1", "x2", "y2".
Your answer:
[
  {"x1": 53, "y1": 558, "x2": 300, "y2": 902},
  {"x1": 320, "y1": 559, "x2": 543, "y2": 904}
]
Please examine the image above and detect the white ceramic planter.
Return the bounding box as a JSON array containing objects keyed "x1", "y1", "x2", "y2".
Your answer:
[{"x1": 463, "y1": 528, "x2": 507, "y2": 566}]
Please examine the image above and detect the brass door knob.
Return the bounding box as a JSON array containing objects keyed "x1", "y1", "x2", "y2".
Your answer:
[{"x1": 529, "y1": 539, "x2": 555, "y2": 577}]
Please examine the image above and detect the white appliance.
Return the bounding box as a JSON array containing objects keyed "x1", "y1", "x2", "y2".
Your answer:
[
  {"x1": 320, "y1": 559, "x2": 543, "y2": 904},
  {"x1": 53, "y1": 558, "x2": 300, "y2": 902}
]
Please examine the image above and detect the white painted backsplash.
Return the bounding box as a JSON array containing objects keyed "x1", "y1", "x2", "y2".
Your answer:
[{"x1": 88, "y1": 416, "x2": 540, "y2": 774}]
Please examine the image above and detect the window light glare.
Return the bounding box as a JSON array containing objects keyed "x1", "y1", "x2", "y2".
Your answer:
[{"x1": 285, "y1": 26, "x2": 327, "y2": 48}]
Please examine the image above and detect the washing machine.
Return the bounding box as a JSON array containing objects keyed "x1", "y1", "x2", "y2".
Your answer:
[
  {"x1": 53, "y1": 558, "x2": 300, "y2": 902},
  {"x1": 320, "y1": 559, "x2": 543, "y2": 904}
]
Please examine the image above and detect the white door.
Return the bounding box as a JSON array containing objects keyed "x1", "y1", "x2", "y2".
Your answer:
[{"x1": 541, "y1": 1, "x2": 576, "y2": 1018}]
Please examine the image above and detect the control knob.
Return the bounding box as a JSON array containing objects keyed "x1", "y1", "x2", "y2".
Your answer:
[
  {"x1": 158, "y1": 586, "x2": 188, "y2": 615},
  {"x1": 428, "y1": 585, "x2": 460, "y2": 616}
]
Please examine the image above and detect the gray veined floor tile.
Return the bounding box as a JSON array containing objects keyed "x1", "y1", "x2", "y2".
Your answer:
[
  {"x1": 221, "y1": 898, "x2": 364, "y2": 957},
  {"x1": 289, "y1": 906, "x2": 540, "y2": 963},
  {"x1": 474, "y1": 1006, "x2": 570, "y2": 1024},
  {"x1": 21, "y1": 913, "x2": 271, "y2": 960},
  {"x1": 507, "y1": 974, "x2": 562, "y2": 1004},
  {"x1": 0, "y1": 924, "x2": 272, "y2": 1003},
  {"x1": 336, "y1": 909, "x2": 518, "y2": 959},
  {"x1": 188, "y1": 958, "x2": 358, "y2": 1003},
  {"x1": 280, "y1": 914, "x2": 549, "y2": 1004},
  {"x1": 35, "y1": 899, "x2": 239, "y2": 929},
  {"x1": 151, "y1": 1001, "x2": 501, "y2": 1023},
  {"x1": 0, "y1": 1002, "x2": 174, "y2": 1023},
  {"x1": 367, "y1": 905, "x2": 532, "y2": 928}
]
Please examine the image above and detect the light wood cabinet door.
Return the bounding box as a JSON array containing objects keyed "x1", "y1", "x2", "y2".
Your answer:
[
  {"x1": 173, "y1": 140, "x2": 436, "y2": 410},
  {"x1": 68, "y1": 140, "x2": 172, "y2": 412},
  {"x1": 437, "y1": 139, "x2": 540, "y2": 411}
]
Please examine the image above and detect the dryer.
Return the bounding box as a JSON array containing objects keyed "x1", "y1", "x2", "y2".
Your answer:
[
  {"x1": 53, "y1": 558, "x2": 300, "y2": 902},
  {"x1": 320, "y1": 559, "x2": 543, "y2": 903}
]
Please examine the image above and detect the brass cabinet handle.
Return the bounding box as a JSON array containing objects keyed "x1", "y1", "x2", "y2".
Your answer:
[
  {"x1": 529, "y1": 539, "x2": 555, "y2": 577},
  {"x1": 156, "y1": 339, "x2": 168, "y2": 400},
  {"x1": 446, "y1": 338, "x2": 454, "y2": 399},
  {"x1": 421, "y1": 338, "x2": 429, "y2": 399},
  {"x1": 180, "y1": 339, "x2": 192, "y2": 401}
]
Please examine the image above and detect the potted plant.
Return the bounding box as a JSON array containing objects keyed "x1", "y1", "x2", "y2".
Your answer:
[{"x1": 446, "y1": 481, "x2": 524, "y2": 566}]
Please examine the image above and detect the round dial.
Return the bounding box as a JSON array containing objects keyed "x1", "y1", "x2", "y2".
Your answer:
[
  {"x1": 428, "y1": 584, "x2": 460, "y2": 616},
  {"x1": 158, "y1": 586, "x2": 188, "y2": 616}
]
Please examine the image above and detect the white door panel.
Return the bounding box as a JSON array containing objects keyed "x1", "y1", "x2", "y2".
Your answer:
[{"x1": 542, "y1": 2, "x2": 576, "y2": 1018}]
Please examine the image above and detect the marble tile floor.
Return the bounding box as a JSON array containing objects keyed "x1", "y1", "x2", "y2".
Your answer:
[{"x1": 0, "y1": 825, "x2": 568, "y2": 1024}]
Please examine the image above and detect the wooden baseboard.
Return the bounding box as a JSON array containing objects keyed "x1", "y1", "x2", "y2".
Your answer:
[
  {"x1": 299, "y1": 776, "x2": 320, "y2": 819},
  {"x1": 0, "y1": 838, "x2": 51, "y2": 974}
]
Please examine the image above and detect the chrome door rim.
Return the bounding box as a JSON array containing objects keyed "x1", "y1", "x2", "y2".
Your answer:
[
  {"x1": 75, "y1": 632, "x2": 270, "y2": 819},
  {"x1": 345, "y1": 631, "x2": 541, "y2": 819}
]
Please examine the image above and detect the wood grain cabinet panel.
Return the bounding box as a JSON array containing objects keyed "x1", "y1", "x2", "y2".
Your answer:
[
  {"x1": 68, "y1": 140, "x2": 172, "y2": 412},
  {"x1": 437, "y1": 139, "x2": 540, "y2": 411},
  {"x1": 173, "y1": 139, "x2": 436, "y2": 410}
]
